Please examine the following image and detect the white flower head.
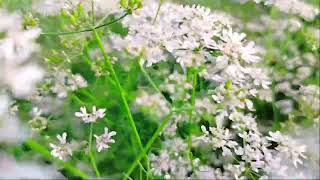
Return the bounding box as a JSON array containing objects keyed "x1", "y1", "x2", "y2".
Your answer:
[
  {"x1": 49, "y1": 132, "x2": 72, "y2": 161},
  {"x1": 75, "y1": 106, "x2": 106, "y2": 123},
  {"x1": 267, "y1": 131, "x2": 307, "y2": 167},
  {"x1": 94, "y1": 127, "x2": 116, "y2": 152}
]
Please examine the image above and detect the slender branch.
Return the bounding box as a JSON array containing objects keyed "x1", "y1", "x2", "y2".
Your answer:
[
  {"x1": 91, "y1": 0, "x2": 95, "y2": 25},
  {"x1": 271, "y1": 81, "x2": 280, "y2": 130},
  {"x1": 89, "y1": 123, "x2": 100, "y2": 177},
  {"x1": 139, "y1": 60, "x2": 172, "y2": 108},
  {"x1": 24, "y1": 139, "x2": 88, "y2": 179},
  {"x1": 92, "y1": 28, "x2": 150, "y2": 170},
  {"x1": 152, "y1": 0, "x2": 164, "y2": 24},
  {"x1": 41, "y1": 12, "x2": 129, "y2": 36},
  {"x1": 123, "y1": 112, "x2": 173, "y2": 179},
  {"x1": 187, "y1": 71, "x2": 197, "y2": 170}
]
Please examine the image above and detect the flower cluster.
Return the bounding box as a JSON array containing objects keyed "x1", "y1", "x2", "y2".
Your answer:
[
  {"x1": 240, "y1": 0, "x2": 319, "y2": 21},
  {"x1": 50, "y1": 70, "x2": 88, "y2": 98},
  {"x1": 75, "y1": 106, "x2": 106, "y2": 123},
  {"x1": 112, "y1": 1, "x2": 310, "y2": 179},
  {"x1": 50, "y1": 106, "x2": 116, "y2": 160}
]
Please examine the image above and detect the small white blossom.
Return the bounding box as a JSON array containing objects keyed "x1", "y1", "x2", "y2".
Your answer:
[
  {"x1": 49, "y1": 132, "x2": 72, "y2": 161},
  {"x1": 94, "y1": 127, "x2": 116, "y2": 152},
  {"x1": 75, "y1": 106, "x2": 106, "y2": 123}
]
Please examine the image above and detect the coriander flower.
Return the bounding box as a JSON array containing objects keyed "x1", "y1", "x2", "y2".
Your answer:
[
  {"x1": 49, "y1": 132, "x2": 72, "y2": 161},
  {"x1": 199, "y1": 126, "x2": 238, "y2": 157},
  {"x1": 267, "y1": 131, "x2": 307, "y2": 167},
  {"x1": 94, "y1": 127, "x2": 116, "y2": 152},
  {"x1": 75, "y1": 106, "x2": 106, "y2": 123}
]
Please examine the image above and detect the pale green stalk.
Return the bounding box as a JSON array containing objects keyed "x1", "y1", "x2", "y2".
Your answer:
[
  {"x1": 92, "y1": 29, "x2": 150, "y2": 171},
  {"x1": 41, "y1": 12, "x2": 129, "y2": 36},
  {"x1": 153, "y1": 0, "x2": 164, "y2": 24},
  {"x1": 89, "y1": 123, "x2": 101, "y2": 177},
  {"x1": 272, "y1": 81, "x2": 280, "y2": 130},
  {"x1": 123, "y1": 112, "x2": 173, "y2": 179},
  {"x1": 187, "y1": 71, "x2": 197, "y2": 170},
  {"x1": 267, "y1": 7, "x2": 280, "y2": 131},
  {"x1": 139, "y1": 61, "x2": 172, "y2": 108}
]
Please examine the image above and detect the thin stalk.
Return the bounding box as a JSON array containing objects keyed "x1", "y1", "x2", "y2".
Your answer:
[
  {"x1": 123, "y1": 112, "x2": 173, "y2": 179},
  {"x1": 41, "y1": 12, "x2": 129, "y2": 36},
  {"x1": 152, "y1": 0, "x2": 164, "y2": 24},
  {"x1": 139, "y1": 166, "x2": 142, "y2": 180},
  {"x1": 92, "y1": 29, "x2": 150, "y2": 171},
  {"x1": 187, "y1": 71, "x2": 197, "y2": 170},
  {"x1": 95, "y1": 11, "x2": 112, "y2": 28},
  {"x1": 80, "y1": 89, "x2": 96, "y2": 102},
  {"x1": 139, "y1": 61, "x2": 171, "y2": 108},
  {"x1": 91, "y1": 0, "x2": 95, "y2": 25},
  {"x1": 89, "y1": 123, "x2": 101, "y2": 177},
  {"x1": 272, "y1": 81, "x2": 280, "y2": 130},
  {"x1": 25, "y1": 139, "x2": 88, "y2": 179},
  {"x1": 71, "y1": 94, "x2": 84, "y2": 105}
]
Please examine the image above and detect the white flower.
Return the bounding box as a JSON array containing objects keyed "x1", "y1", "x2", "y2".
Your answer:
[
  {"x1": 69, "y1": 74, "x2": 88, "y2": 91},
  {"x1": 116, "y1": 2, "x2": 241, "y2": 68},
  {"x1": 50, "y1": 70, "x2": 87, "y2": 98},
  {"x1": 229, "y1": 111, "x2": 258, "y2": 131},
  {"x1": 135, "y1": 91, "x2": 170, "y2": 118},
  {"x1": 199, "y1": 126, "x2": 238, "y2": 156},
  {"x1": 164, "y1": 138, "x2": 187, "y2": 152},
  {"x1": 49, "y1": 132, "x2": 72, "y2": 161},
  {"x1": 149, "y1": 149, "x2": 191, "y2": 178},
  {"x1": 94, "y1": 127, "x2": 116, "y2": 152},
  {"x1": 75, "y1": 106, "x2": 106, "y2": 123},
  {"x1": 150, "y1": 150, "x2": 172, "y2": 176},
  {"x1": 92, "y1": 106, "x2": 106, "y2": 119},
  {"x1": 267, "y1": 131, "x2": 307, "y2": 167}
]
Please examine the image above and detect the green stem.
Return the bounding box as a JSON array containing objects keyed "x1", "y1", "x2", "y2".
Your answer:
[
  {"x1": 123, "y1": 112, "x2": 173, "y2": 179},
  {"x1": 89, "y1": 123, "x2": 100, "y2": 177},
  {"x1": 71, "y1": 94, "x2": 84, "y2": 105},
  {"x1": 91, "y1": 0, "x2": 95, "y2": 25},
  {"x1": 152, "y1": 0, "x2": 164, "y2": 24},
  {"x1": 272, "y1": 81, "x2": 280, "y2": 130},
  {"x1": 41, "y1": 12, "x2": 129, "y2": 36},
  {"x1": 92, "y1": 29, "x2": 150, "y2": 171},
  {"x1": 24, "y1": 139, "x2": 88, "y2": 179},
  {"x1": 187, "y1": 71, "x2": 197, "y2": 170},
  {"x1": 139, "y1": 61, "x2": 171, "y2": 108}
]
